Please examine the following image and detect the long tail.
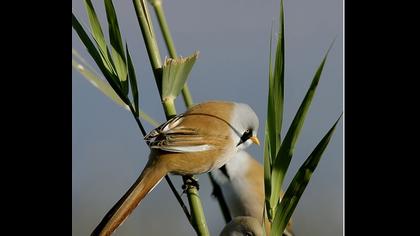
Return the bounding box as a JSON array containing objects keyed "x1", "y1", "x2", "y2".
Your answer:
[{"x1": 91, "y1": 157, "x2": 167, "y2": 236}]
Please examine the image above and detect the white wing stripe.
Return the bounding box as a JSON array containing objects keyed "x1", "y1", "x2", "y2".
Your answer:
[
  {"x1": 151, "y1": 144, "x2": 213, "y2": 153},
  {"x1": 162, "y1": 116, "x2": 183, "y2": 132}
]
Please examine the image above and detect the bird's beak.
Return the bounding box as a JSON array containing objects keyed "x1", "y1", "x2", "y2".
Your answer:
[{"x1": 250, "y1": 136, "x2": 260, "y2": 146}]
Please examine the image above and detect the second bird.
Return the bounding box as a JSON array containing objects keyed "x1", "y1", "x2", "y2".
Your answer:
[{"x1": 212, "y1": 151, "x2": 294, "y2": 236}]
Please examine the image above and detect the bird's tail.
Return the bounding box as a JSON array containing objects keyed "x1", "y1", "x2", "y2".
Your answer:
[{"x1": 91, "y1": 157, "x2": 167, "y2": 236}]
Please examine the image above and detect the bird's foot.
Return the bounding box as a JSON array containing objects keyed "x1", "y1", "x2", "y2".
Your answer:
[{"x1": 182, "y1": 176, "x2": 200, "y2": 191}]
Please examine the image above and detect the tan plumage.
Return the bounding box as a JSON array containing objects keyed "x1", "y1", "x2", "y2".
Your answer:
[
  {"x1": 91, "y1": 101, "x2": 260, "y2": 236},
  {"x1": 212, "y1": 151, "x2": 294, "y2": 236}
]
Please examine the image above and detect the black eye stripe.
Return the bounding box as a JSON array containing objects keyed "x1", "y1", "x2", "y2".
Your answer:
[
  {"x1": 237, "y1": 129, "x2": 253, "y2": 146},
  {"x1": 241, "y1": 129, "x2": 253, "y2": 141}
]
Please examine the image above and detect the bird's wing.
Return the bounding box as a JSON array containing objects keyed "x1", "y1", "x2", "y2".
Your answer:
[
  {"x1": 144, "y1": 115, "x2": 184, "y2": 141},
  {"x1": 146, "y1": 115, "x2": 225, "y2": 153},
  {"x1": 149, "y1": 127, "x2": 211, "y2": 153}
]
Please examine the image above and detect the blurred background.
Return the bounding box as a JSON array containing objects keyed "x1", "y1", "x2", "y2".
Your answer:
[{"x1": 72, "y1": 0, "x2": 343, "y2": 235}]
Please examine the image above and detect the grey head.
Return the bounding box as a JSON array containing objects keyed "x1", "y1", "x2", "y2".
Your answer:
[
  {"x1": 231, "y1": 102, "x2": 260, "y2": 151},
  {"x1": 220, "y1": 216, "x2": 263, "y2": 236}
]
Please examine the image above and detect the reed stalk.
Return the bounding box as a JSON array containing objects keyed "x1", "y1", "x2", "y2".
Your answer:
[
  {"x1": 133, "y1": 1, "x2": 209, "y2": 234},
  {"x1": 149, "y1": 0, "x2": 231, "y2": 224}
]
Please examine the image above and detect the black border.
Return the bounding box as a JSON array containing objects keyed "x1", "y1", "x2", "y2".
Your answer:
[
  {"x1": 6, "y1": 1, "x2": 71, "y2": 234},
  {"x1": 345, "y1": 0, "x2": 393, "y2": 234}
]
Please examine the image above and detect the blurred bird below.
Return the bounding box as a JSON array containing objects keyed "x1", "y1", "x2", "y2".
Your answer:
[{"x1": 212, "y1": 151, "x2": 294, "y2": 236}]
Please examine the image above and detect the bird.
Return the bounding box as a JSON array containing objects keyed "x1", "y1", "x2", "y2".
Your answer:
[
  {"x1": 91, "y1": 101, "x2": 260, "y2": 236},
  {"x1": 212, "y1": 151, "x2": 294, "y2": 236},
  {"x1": 220, "y1": 216, "x2": 264, "y2": 236}
]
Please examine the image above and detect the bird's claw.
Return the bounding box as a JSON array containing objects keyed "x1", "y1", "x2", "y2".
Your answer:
[{"x1": 182, "y1": 176, "x2": 200, "y2": 191}]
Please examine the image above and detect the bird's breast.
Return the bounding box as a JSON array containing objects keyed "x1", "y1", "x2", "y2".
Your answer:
[{"x1": 161, "y1": 146, "x2": 236, "y2": 176}]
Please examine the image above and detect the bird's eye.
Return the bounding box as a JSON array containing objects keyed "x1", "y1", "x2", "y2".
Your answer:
[
  {"x1": 241, "y1": 129, "x2": 252, "y2": 140},
  {"x1": 245, "y1": 232, "x2": 253, "y2": 236},
  {"x1": 237, "y1": 128, "x2": 253, "y2": 147}
]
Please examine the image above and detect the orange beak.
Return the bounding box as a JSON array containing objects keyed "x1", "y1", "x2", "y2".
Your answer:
[{"x1": 250, "y1": 136, "x2": 260, "y2": 146}]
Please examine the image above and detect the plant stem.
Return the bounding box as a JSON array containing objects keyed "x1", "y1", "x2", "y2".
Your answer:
[
  {"x1": 127, "y1": 102, "x2": 192, "y2": 221},
  {"x1": 127, "y1": 102, "x2": 148, "y2": 137},
  {"x1": 181, "y1": 85, "x2": 194, "y2": 108},
  {"x1": 133, "y1": 2, "x2": 209, "y2": 234},
  {"x1": 150, "y1": 0, "x2": 231, "y2": 224},
  {"x1": 162, "y1": 97, "x2": 177, "y2": 118},
  {"x1": 183, "y1": 177, "x2": 210, "y2": 236},
  {"x1": 162, "y1": 98, "x2": 209, "y2": 236},
  {"x1": 150, "y1": 0, "x2": 176, "y2": 57},
  {"x1": 132, "y1": 0, "x2": 163, "y2": 93},
  {"x1": 150, "y1": 0, "x2": 194, "y2": 109},
  {"x1": 164, "y1": 175, "x2": 192, "y2": 223}
]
